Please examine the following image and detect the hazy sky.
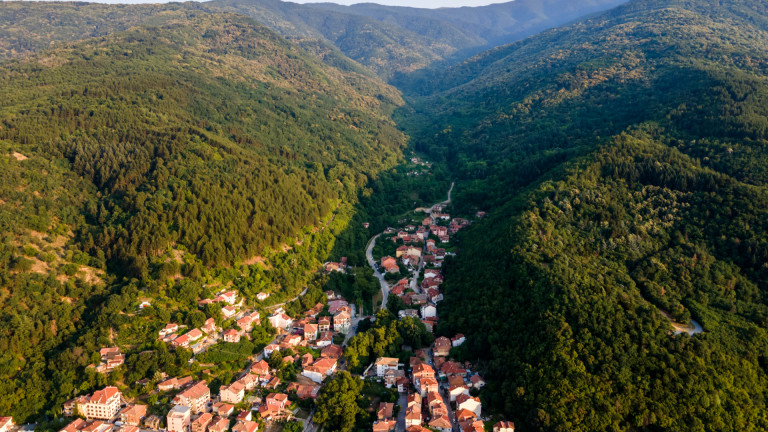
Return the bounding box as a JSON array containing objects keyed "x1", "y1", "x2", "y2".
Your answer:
[
  {"x1": 19, "y1": 0, "x2": 509, "y2": 8},
  {"x1": 291, "y1": 0, "x2": 506, "y2": 7}
]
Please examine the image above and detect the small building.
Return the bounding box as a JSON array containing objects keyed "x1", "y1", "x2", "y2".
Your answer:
[
  {"x1": 119, "y1": 405, "x2": 147, "y2": 427},
  {"x1": 166, "y1": 406, "x2": 190, "y2": 432},
  {"x1": 190, "y1": 413, "x2": 212, "y2": 432},
  {"x1": 493, "y1": 421, "x2": 515, "y2": 432},
  {"x1": 142, "y1": 416, "x2": 161, "y2": 430},
  {"x1": 301, "y1": 358, "x2": 337, "y2": 383},
  {"x1": 207, "y1": 417, "x2": 229, "y2": 432},
  {"x1": 433, "y1": 336, "x2": 452, "y2": 357},
  {"x1": 374, "y1": 357, "x2": 399, "y2": 377},
  {"x1": 223, "y1": 329, "x2": 241, "y2": 343}
]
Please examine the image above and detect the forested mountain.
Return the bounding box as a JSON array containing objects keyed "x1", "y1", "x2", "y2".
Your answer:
[
  {"x1": 404, "y1": 0, "x2": 768, "y2": 429},
  {"x1": 306, "y1": 0, "x2": 629, "y2": 59},
  {"x1": 0, "y1": 0, "x2": 628, "y2": 80},
  {"x1": 0, "y1": 10, "x2": 406, "y2": 420}
]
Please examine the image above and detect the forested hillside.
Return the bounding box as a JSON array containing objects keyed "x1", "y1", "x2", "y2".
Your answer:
[
  {"x1": 0, "y1": 10, "x2": 406, "y2": 421},
  {"x1": 0, "y1": 0, "x2": 628, "y2": 80},
  {"x1": 405, "y1": 0, "x2": 768, "y2": 429}
]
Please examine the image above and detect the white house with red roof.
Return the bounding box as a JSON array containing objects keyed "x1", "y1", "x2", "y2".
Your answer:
[
  {"x1": 221, "y1": 305, "x2": 237, "y2": 319},
  {"x1": 302, "y1": 358, "x2": 337, "y2": 383},
  {"x1": 223, "y1": 329, "x2": 240, "y2": 343},
  {"x1": 268, "y1": 310, "x2": 293, "y2": 330},
  {"x1": 456, "y1": 394, "x2": 482, "y2": 417},
  {"x1": 81, "y1": 387, "x2": 122, "y2": 420},
  {"x1": 219, "y1": 382, "x2": 245, "y2": 404}
]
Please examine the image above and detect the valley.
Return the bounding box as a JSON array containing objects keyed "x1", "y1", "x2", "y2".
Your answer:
[{"x1": 2, "y1": 0, "x2": 768, "y2": 431}]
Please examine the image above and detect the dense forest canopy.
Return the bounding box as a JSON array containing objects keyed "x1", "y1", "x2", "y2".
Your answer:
[
  {"x1": 400, "y1": 0, "x2": 768, "y2": 430},
  {"x1": 4, "y1": 0, "x2": 768, "y2": 430},
  {"x1": 0, "y1": 10, "x2": 408, "y2": 422}
]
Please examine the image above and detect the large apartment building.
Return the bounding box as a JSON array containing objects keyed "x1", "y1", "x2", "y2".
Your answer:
[
  {"x1": 82, "y1": 387, "x2": 122, "y2": 420},
  {"x1": 173, "y1": 381, "x2": 210, "y2": 414}
]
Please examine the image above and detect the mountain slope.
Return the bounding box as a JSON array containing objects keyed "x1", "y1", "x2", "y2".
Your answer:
[
  {"x1": 0, "y1": 11, "x2": 405, "y2": 420},
  {"x1": 0, "y1": 0, "x2": 629, "y2": 80},
  {"x1": 308, "y1": 0, "x2": 628, "y2": 53},
  {"x1": 403, "y1": 0, "x2": 768, "y2": 429}
]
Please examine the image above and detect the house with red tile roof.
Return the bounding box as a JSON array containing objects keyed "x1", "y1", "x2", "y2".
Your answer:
[
  {"x1": 158, "y1": 376, "x2": 193, "y2": 392},
  {"x1": 456, "y1": 394, "x2": 482, "y2": 417},
  {"x1": 232, "y1": 420, "x2": 258, "y2": 432},
  {"x1": 223, "y1": 329, "x2": 241, "y2": 343},
  {"x1": 380, "y1": 256, "x2": 399, "y2": 273},
  {"x1": 429, "y1": 415, "x2": 452, "y2": 432},
  {"x1": 190, "y1": 413, "x2": 212, "y2": 432},
  {"x1": 333, "y1": 310, "x2": 351, "y2": 333},
  {"x1": 212, "y1": 403, "x2": 234, "y2": 417},
  {"x1": 0, "y1": 417, "x2": 12, "y2": 432},
  {"x1": 221, "y1": 305, "x2": 237, "y2": 319},
  {"x1": 202, "y1": 318, "x2": 217, "y2": 334},
  {"x1": 220, "y1": 381, "x2": 245, "y2": 404},
  {"x1": 118, "y1": 405, "x2": 147, "y2": 426},
  {"x1": 411, "y1": 363, "x2": 435, "y2": 381},
  {"x1": 304, "y1": 323, "x2": 318, "y2": 341},
  {"x1": 433, "y1": 336, "x2": 451, "y2": 357},
  {"x1": 493, "y1": 421, "x2": 515, "y2": 432},
  {"x1": 377, "y1": 402, "x2": 394, "y2": 421},
  {"x1": 302, "y1": 358, "x2": 337, "y2": 383},
  {"x1": 317, "y1": 316, "x2": 331, "y2": 332},
  {"x1": 416, "y1": 377, "x2": 438, "y2": 397},
  {"x1": 461, "y1": 420, "x2": 485, "y2": 432},
  {"x1": 81, "y1": 387, "x2": 122, "y2": 420},
  {"x1": 207, "y1": 417, "x2": 229, "y2": 432},
  {"x1": 173, "y1": 381, "x2": 210, "y2": 413},
  {"x1": 470, "y1": 375, "x2": 486, "y2": 388},
  {"x1": 373, "y1": 420, "x2": 396, "y2": 432},
  {"x1": 258, "y1": 393, "x2": 289, "y2": 421},
  {"x1": 321, "y1": 344, "x2": 343, "y2": 359},
  {"x1": 455, "y1": 409, "x2": 476, "y2": 422}
]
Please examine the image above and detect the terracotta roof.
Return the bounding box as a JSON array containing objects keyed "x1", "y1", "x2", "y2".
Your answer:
[
  {"x1": 89, "y1": 386, "x2": 119, "y2": 404},
  {"x1": 455, "y1": 408, "x2": 476, "y2": 421},
  {"x1": 179, "y1": 381, "x2": 209, "y2": 399},
  {"x1": 429, "y1": 415, "x2": 452, "y2": 429},
  {"x1": 191, "y1": 413, "x2": 212, "y2": 427}
]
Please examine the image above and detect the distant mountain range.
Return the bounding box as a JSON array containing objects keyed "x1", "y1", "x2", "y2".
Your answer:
[{"x1": 0, "y1": 0, "x2": 628, "y2": 79}]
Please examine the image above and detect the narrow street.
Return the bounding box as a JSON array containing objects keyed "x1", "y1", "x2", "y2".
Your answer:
[
  {"x1": 362, "y1": 181, "x2": 456, "y2": 431},
  {"x1": 395, "y1": 393, "x2": 407, "y2": 432}
]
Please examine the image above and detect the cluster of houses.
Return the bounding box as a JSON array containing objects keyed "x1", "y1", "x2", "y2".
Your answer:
[
  {"x1": 60, "y1": 372, "x2": 295, "y2": 432},
  {"x1": 368, "y1": 340, "x2": 492, "y2": 432},
  {"x1": 55, "y1": 285, "x2": 362, "y2": 432},
  {"x1": 156, "y1": 290, "x2": 270, "y2": 353},
  {"x1": 369, "y1": 205, "x2": 517, "y2": 432},
  {"x1": 0, "y1": 200, "x2": 512, "y2": 432},
  {"x1": 88, "y1": 347, "x2": 124, "y2": 373},
  {"x1": 323, "y1": 256, "x2": 348, "y2": 273}
]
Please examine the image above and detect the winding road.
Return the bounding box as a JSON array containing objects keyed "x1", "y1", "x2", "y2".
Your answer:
[{"x1": 365, "y1": 181, "x2": 455, "y2": 310}]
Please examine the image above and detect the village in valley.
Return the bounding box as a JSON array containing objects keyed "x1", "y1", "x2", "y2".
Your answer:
[{"x1": 0, "y1": 161, "x2": 514, "y2": 432}]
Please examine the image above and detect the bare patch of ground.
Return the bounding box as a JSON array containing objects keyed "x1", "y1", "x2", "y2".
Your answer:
[{"x1": 10, "y1": 151, "x2": 27, "y2": 161}]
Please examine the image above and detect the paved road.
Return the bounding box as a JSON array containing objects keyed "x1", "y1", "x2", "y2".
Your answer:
[
  {"x1": 343, "y1": 305, "x2": 363, "y2": 345},
  {"x1": 395, "y1": 393, "x2": 407, "y2": 432},
  {"x1": 428, "y1": 181, "x2": 454, "y2": 216},
  {"x1": 366, "y1": 233, "x2": 391, "y2": 311},
  {"x1": 365, "y1": 181, "x2": 455, "y2": 310},
  {"x1": 265, "y1": 286, "x2": 309, "y2": 311}
]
